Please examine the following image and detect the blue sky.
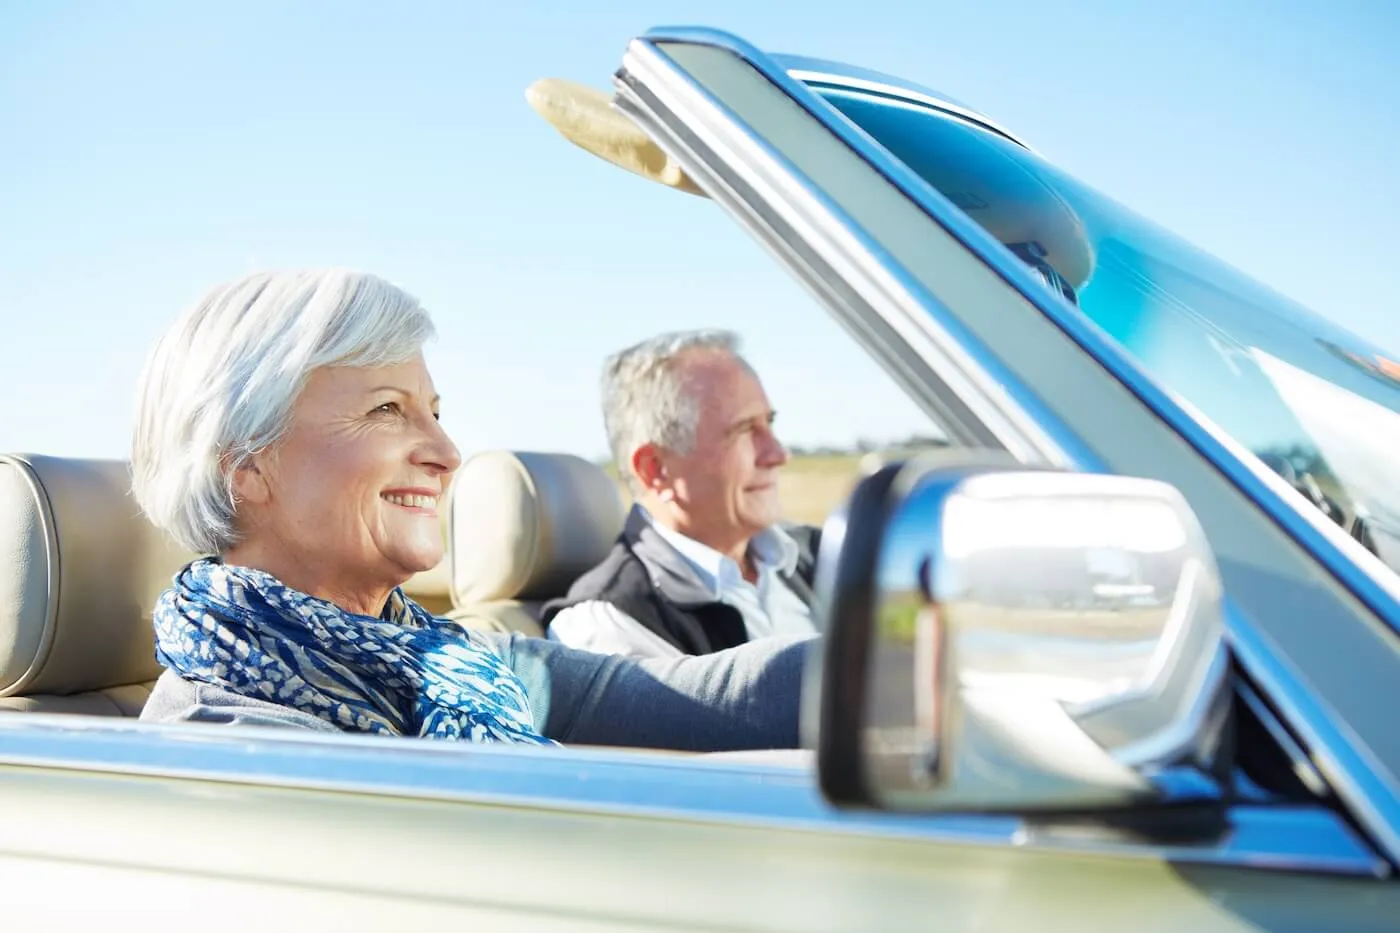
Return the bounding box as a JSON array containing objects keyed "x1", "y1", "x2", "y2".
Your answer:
[{"x1": 3, "y1": 1, "x2": 1397, "y2": 461}]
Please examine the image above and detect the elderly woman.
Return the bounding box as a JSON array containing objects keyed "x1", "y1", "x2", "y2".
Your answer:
[{"x1": 134, "y1": 268, "x2": 811, "y2": 749}]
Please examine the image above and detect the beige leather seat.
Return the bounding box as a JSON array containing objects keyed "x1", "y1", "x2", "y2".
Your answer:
[
  {"x1": 445, "y1": 451, "x2": 625, "y2": 638},
  {"x1": 0, "y1": 448, "x2": 604, "y2": 716},
  {"x1": 0, "y1": 453, "x2": 197, "y2": 715}
]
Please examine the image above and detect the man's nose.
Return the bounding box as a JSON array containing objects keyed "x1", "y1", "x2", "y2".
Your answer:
[{"x1": 758, "y1": 427, "x2": 788, "y2": 467}]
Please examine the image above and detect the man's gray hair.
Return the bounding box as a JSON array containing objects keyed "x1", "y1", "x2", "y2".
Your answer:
[
  {"x1": 131, "y1": 268, "x2": 435, "y2": 554},
  {"x1": 601, "y1": 328, "x2": 749, "y2": 492}
]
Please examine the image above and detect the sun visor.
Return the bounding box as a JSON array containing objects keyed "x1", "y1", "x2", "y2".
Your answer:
[
  {"x1": 526, "y1": 78, "x2": 707, "y2": 197},
  {"x1": 527, "y1": 76, "x2": 1093, "y2": 290}
]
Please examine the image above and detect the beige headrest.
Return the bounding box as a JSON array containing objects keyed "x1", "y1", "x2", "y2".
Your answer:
[
  {"x1": 0, "y1": 454, "x2": 195, "y2": 697},
  {"x1": 449, "y1": 451, "x2": 625, "y2": 605},
  {"x1": 526, "y1": 77, "x2": 706, "y2": 197}
]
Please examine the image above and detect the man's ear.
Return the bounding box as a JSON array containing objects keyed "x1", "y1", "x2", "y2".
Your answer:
[{"x1": 630, "y1": 443, "x2": 672, "y2": 499}]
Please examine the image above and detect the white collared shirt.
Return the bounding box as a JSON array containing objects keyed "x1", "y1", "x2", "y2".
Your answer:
[{"x1": 548, "y1": 513, "x2": 819, "y2": 659}]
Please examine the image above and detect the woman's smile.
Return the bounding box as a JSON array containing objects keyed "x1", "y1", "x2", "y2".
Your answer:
[{"x1": 381, "y1": 487, "x2": 441, "y2": 514}]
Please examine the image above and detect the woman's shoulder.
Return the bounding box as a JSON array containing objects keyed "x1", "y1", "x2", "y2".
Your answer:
[{"x1": 140, "y1": 669, "x2": 341, "y2": 733}]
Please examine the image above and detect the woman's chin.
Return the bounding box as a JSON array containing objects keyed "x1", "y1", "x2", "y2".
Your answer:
[{"x1": 387, "y1": 546, "x2": 445, "y2": 580}]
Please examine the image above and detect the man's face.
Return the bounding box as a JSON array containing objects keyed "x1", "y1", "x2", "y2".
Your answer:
[{"x1": 649, "y1": 349, "x2": 789, "y2": 551}]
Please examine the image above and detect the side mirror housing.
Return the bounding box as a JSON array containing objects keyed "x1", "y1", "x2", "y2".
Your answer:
[{"x1": 809, "y1": 456, "x2": 1232, "y2": 813}]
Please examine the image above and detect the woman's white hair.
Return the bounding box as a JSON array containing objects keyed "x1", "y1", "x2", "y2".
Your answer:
[
  {"x1": 601, "y1": 328, "x2": 750, "y2": 492},
  {"x1": 131, "y1": 268, "x2": 435, "y2": 554}
]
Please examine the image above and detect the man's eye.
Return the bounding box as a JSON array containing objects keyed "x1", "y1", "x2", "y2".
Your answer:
[
  {"x1": 372, "y1": 402, "x2": 401, "y2": 416},
  {"x1": 432, "y1": 411, "x2": 441, "y2": 422}
]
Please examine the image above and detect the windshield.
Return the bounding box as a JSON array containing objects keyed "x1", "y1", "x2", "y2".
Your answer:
[{"x1": 815, "y1": 86, "x2": 1400, "y2": 575}]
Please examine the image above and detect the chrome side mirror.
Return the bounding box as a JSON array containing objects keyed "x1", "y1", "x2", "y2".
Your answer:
[{"x1": 810, "y1": 457, "x2": 1233, "y2": 813}]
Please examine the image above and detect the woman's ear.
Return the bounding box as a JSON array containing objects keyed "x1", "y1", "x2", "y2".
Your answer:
[{"x1": 229, "y1": 453, "x2": 273, "y2": 506}]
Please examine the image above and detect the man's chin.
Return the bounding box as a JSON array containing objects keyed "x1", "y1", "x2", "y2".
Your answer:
[{"x1": 741, "y1": 500, "x2": 783, "y2": 530}]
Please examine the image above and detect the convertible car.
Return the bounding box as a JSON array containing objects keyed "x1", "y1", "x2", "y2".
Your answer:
[{"x1": 3, "y1": 25, "x2": 1399, "y2": 931}]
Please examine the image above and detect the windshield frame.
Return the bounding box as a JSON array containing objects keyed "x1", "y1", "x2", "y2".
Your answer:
[{"x1": 624, "y1": 24, "x2": 1400, "y2": 867}]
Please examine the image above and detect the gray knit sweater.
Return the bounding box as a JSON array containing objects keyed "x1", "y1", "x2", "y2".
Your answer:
[{"x1": 141, "y1": 630, "x2": 813, "y2": 751}]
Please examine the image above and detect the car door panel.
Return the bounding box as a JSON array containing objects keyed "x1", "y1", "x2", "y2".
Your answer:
[{"x1": 4, "y1": 758, "x2": 1397, "y2": 932}]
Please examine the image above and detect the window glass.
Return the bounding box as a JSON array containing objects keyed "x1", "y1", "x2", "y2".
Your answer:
[{"x1": 819, "y1": 88, "x2": 1400, "y2": 571}]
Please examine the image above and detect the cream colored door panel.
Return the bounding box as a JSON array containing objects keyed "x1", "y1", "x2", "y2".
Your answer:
[{"x1": 4, "y1": 764, "x2": 1390, "y2": 933}]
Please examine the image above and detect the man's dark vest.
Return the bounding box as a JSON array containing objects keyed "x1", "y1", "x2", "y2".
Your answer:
[{"x1": 540, "y1": 516, "x2": 821, "y2": 656}]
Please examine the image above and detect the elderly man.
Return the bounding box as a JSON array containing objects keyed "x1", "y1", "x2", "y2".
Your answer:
[{"x1": 544, "y1": 330, "x2": 822, "y2": 658}]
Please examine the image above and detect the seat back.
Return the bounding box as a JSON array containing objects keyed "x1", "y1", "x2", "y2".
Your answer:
[
  {"x1": 446, "y1": 451, "x2": 625, "y2": 637},
  {"x1": 0, "y1": 454, "x2": 196, "y2": 715},
  {"x1": 0, "y1": 452, "x2": 459, "y2": 716},
  {"x1": 0, "y1": 447, "x2": 595, "y2": 716}
]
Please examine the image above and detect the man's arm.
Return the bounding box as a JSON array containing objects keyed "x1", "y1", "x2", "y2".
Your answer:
[
  {"x1": 488, "y1": 631, "x2": 813, "y2": 751},
  {"x1": 547, "y1": 600, "x2": 684, "y2": 659}
]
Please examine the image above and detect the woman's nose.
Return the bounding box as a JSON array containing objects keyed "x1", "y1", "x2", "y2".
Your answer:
[{"x1": 417, "y1": 417, "x2": 462, "y2": 476}]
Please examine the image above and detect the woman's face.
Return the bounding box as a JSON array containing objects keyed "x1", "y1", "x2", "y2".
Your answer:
[{"x1": 229, "y1": 351, "x2": 460, "y2": 612}]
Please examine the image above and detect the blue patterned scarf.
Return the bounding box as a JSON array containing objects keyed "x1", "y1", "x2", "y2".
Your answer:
[{"x1": 153, "y1": 557, "x2": 556, "y2": 745}]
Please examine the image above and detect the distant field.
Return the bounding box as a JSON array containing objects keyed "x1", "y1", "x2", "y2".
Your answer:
[
  {"x1": 774, "y1": 454, "x2": 868, "y2": 526},
  {"x1": 604, "y1": 453, "x2": 867, "y2": 527}
]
